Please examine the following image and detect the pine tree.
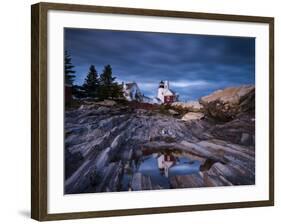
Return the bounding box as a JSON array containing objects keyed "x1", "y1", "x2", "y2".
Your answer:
[
  {"x1": 111, "y1": 84, "x2": 124, "y2": 99},
  {"x1": 64, "y1": 50, "x2": 75, "y2": 85},
  {"x1": 99, "y1": 65, "x2": 114, "y2": 99},
  {"x1": 83, "y1": 65, "x2": 99, "y2": 98},
  {"x1": 99, "y1": 65, "x2": 115, "y2": 86}
]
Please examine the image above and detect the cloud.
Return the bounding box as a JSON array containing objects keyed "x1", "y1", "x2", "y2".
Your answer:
[
  {"x1": 170, "y1": 80, "x2": 211, "y2": 88},
  {"x1": 65, "y1": 28, "x2": 255, "y2": 100}
]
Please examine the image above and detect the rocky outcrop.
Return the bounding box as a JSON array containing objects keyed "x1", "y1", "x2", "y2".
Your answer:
[
  {"x1": 181, "y1": 112, "x2": 204, "y2": 121},
  {"x1": 172, "y1": 101, "x2": 203, "y2": 112},
  {"x1": 65, "y1": 85, "x2": 255, "y2": 193},
  {"x1": 200, "y1": 85, "x2": 255, "y2": 121},
  {"x1": 210, "y1": 113, "x2": 255, "y2": 146},
  {"x1": 168, "y1": 109, "x2": 179, "y2": 115}
]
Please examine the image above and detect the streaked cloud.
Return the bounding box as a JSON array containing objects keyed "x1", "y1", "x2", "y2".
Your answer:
[
  {"x1": 65, "y1": 28, "x2": 255, "y2": 100},
  {"x1": 170, "y1": 80, "x2": 211, "y2": 88}
]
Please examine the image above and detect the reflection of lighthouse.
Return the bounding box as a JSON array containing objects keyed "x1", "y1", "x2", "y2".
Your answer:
[
  {"x1": 157, "y1": 154, "x2": 176, "y2": 177},
  {"x1": 157, "y1": 80, "x2": 177, "y2": 104}
]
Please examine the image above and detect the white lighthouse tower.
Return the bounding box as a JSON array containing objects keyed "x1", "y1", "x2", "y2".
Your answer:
[{"x1": 157, "y1": 80, "x2": 165, "y2": 103}]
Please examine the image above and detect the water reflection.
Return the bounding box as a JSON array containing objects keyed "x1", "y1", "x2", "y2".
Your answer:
[
  {"x1": 121, "y1": 152, "x2": 201, "y2": 191},
  {"x1": 138, "y1": 154, "x2": 170, "y2": 188}
]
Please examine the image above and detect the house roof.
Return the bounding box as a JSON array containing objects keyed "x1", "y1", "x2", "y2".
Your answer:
[
  {"x1": 124, "y1": 82, "x2": 137, "y2": 90},
  {"x1": 163, "y1": 88, "x2": 175, "y2": 96}
]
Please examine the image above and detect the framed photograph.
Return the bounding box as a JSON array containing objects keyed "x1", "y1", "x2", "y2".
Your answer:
[{"x1": 31, "y1": 2, "x2": 274, "y2": 221}]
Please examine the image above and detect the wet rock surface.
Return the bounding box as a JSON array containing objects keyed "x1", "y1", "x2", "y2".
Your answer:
[{"x1": 65, "y1": 86, "x2": 255, "y2": 194}]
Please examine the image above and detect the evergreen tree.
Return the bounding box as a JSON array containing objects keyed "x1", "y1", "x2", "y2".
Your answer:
[
  {"x1": 111, "y1": 84, "x2": 124, "y2": 99},
  {"x1": 99, "y1": 65, "x2": 123, "y2": 99},
  {"x1": 83, "y1": 65, "x2": 99, "y2": 97},
  {"x1": 99, "y1": 65, "x2": 115, "y2": 86},
  {"x1": 64, "y1": 50, "x2": 75, "y2": 85}
]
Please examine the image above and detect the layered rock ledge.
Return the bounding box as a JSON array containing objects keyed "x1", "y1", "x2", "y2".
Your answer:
[{"x1": 65, "y1": 85, "x2": 255, "y2": 194}]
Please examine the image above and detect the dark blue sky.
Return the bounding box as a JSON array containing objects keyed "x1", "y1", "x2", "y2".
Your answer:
[{"x1": 65, "y1": 28, "x2": 255, "y2": 101}]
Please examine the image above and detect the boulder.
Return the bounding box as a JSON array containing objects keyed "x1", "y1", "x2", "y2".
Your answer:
[
  {"x1": 200, "y1": 85, "x2": 255, "y2": 121},
  {"x1": 78, "y1": 104, "x2": 96, "y2": 111},
  {"x1": 95, "y1": 100, "x2": 117, "y2": 107},
  {"x1": 203, "y1": 160, "x2": 254, "y2": 186},
  {"x1": 168, "y1": 109, "x2": 179, "y2": 115},
  {"x1": 172, "y1": 101, "x2": 203, "y2": 112},
  {"x1": 181, "y1": 112, "x2": 204, "y2": 121},
  {"x1": 210, "y1": 113, "x2": 255, "y2": 146}
]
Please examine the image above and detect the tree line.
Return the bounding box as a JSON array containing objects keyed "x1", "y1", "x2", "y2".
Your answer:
[{"x1": 65, "y1": 51, "x2": 123, "y2": 100}]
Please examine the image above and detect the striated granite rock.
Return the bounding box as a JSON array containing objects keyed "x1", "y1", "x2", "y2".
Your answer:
[
  {"x1": 170, "y1": 174, "x2": 205, "y2": 188},
  {"x1": 64, "y1": 86, "x2": 255, "y2": 193},
  {"x1": 131, "y1": 173, "x2": 153, "y2": 191},
  {"x1": 210, "y1": 113, "x2": 255, "y2": 146}
]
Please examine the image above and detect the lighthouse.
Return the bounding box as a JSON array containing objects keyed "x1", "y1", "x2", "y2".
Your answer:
[
  {"x1": 157, "y1": 80, "x2": 177, "y2": 104},
  {"x1": 157, "y1": 81, "x2": 165, "y2": 103}
]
